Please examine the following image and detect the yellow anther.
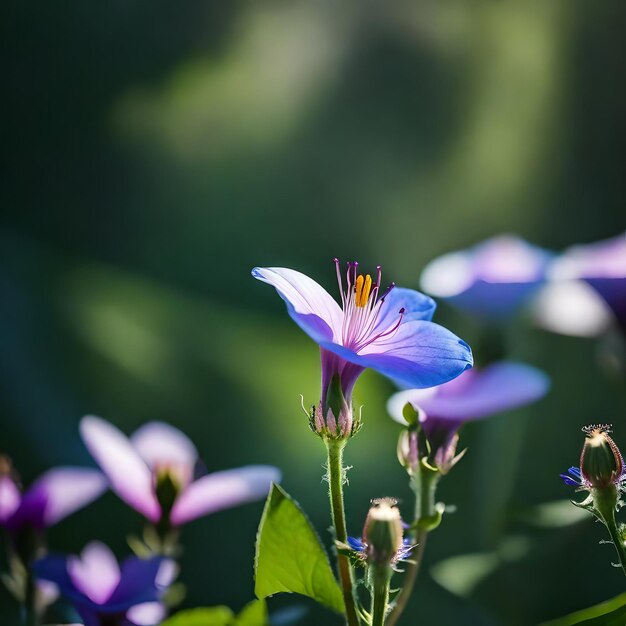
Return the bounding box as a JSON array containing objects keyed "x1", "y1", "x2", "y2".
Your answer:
[
  {"x1": 355, "y1": 274, "x2": 372, "y2": 307},
  {"x1": 355, "y1": 274, "x2": 364, "y2": 305}
]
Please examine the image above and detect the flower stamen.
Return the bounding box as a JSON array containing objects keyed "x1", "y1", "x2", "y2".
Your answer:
[{"x1": 333, "y1": 259, "x2": 403, "y2": 353}]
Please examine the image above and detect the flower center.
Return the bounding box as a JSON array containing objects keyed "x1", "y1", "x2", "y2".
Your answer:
[{"x1": 334, "y1": 259, "x2": 405, "y2": 353}]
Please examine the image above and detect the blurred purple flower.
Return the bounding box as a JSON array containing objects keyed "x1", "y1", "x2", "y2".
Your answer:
[
  {"x1": 388, "y1": 362, "x2": 549, "y2": 469},
  {"x1": 549, "y1": 234, "x2": 626, "y2": 329},
  {"x1": 0, "y1": 460, "x2": 106, "y2": 534},
  {"x1": 34, "y1": 541, "x2": 173, "y2": 626},
  {"x1": 533, "y1": 279, "x2": 613, "y2": 338},
  {"x1": 420, "y1": 235, "x2": 553, "y2": 318},
  {"x1": 79, "y1": 416, "x2": 280, "y2": 526},
  {"x1": 253, "y1": 261, "x2": 472, "y2": 437}
]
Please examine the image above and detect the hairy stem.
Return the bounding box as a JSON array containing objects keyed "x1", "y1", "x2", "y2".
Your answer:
[
  {"x1": 594, "y1": 486, "x2": 626, "y2": 577},
  {"x1": 326, "y1": 439, "x2": 360, "y2": 626}
]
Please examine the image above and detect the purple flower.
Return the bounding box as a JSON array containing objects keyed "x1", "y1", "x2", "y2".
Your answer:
[
  {"x1": 388, "y1": 361, "x2": 549, "y2": 470},
  {"x1": 420, "y1": 235, "x2": 553, "y2": 318},
  {"x1": 0, "y1": 458, "x2": 106, "y2": 534},
  {"x1": 549, "y1": 234, "x2": 626, "y2": 329},
  {"x1": 252, "y1": 261, "x2": 472, "y2": 438},
  {"x1": 79, "y1": 416, "x2": 280, "y2": 526},
  {"x1": 34, "y1": 541, "x2": 174, "y2": 626}
]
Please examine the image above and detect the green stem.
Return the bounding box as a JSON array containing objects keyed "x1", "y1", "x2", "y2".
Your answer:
[
  {"x1": 370, "y1": 565, "x2": 392, "y2": 626},
  {"x1": 326, "y1": 439, "x2": 360, "y2": 626},
  {"x1": 386, "y1": 467, "x2": 438, "y2": 626},
  {"x1": 594, "y1": 486, "x2": 626, "y2": 577},
  {"x1": 23, "y1": 567, "x2": 38, "y2": 626}
]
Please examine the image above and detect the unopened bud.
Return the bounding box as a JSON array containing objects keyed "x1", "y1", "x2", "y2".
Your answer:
[
  {"x1": 397, "y1": 430, "x2": 419, "y2": 475},
  {"x1": 363, "y1": 498, "x2": 404, "y2": 566},
  {"x1": 580, "y1": 424, "x2": 624, "y2": 489},
  {"x1": 309, "y1": 375, "x2": 360, "y2": 440},
  {"x1": 433, "y1": 432, "x2": 466, "y2": 475}
]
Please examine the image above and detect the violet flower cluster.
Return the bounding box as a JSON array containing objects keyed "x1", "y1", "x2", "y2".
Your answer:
[{"x1": 1, "y1": 418, "x2": 278, "y2": 626}]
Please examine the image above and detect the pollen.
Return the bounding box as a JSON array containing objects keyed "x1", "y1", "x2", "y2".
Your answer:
[{"x1": 355, "y1": 274, "x2": 373, "y2": 307}]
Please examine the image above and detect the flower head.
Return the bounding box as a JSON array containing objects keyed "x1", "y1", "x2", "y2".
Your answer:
[
  {"x1": 253, "y1": 261, "x2": 472, "y2": 438},
  {"x1": 0, "y1": 456, "x2": 106, "y2": 534},
  {"x1": 561, "y1": 425, "x2": 626, "y2": 490},
  {"x1": 389, "y1": 362, "x2": 549, "y2": 473},
  {"x1": 34, "y1": 541, "x2": 174, "y2": 626},
  {"x1": 549, "y1": 234, "x2": 626, "y2": 330},
  {"x1": 80, "y1": 416, "x2": 280, "y2": 527},
  {"x1": 348, "y1": 498, "x2": 411, "y2": 567},
  {"x1": 420, "y1": 235, "x2": 553, "y2": 318}
]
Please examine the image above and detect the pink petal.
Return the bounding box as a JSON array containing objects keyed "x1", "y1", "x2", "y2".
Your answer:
[
  {"x1": 80, "y1": 416, "x2": 160, "y2": 522},
  {"x1": 170, "y1": 465, "x2": 280, "y2": 526},
  {"x1": 0, "y1": 476, "x2": 21, "y2": 524},
  {"x1": 23, "y1": 467, "x2": 107, "y2": 527},
  {"x1": 127, "y1": 602, "x2": 166, "y2": 625},
  {"x1": 130, "y1": 421, "x2": 198, "y2": 479},
  {"x1": 252, "y1": 267, "x2": 343, "y2": 343},
  {"x1": 68, "y1": 541, "x2": 120, "y2": 605}
]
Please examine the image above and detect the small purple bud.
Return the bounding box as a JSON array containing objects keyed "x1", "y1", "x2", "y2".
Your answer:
[{"x1": 433, "y1": 432, "x2": 466, "y2": 475}]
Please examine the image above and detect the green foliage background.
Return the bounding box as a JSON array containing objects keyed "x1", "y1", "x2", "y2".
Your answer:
[{"x1": 1, "y1": 1, "x2": 625, "y2": 624}]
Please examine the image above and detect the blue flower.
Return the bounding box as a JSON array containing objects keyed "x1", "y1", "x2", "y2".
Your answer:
[
  {"x1": 389, "y1": 361, "x2": 550, "y2": 473},
  {"x1": 253, "y1": 261, "x2": 472, "y2": 437},
  {"x1": 34, "y1": 542, "x2": 174, "y2": 626},
  {"x1": 550, "y1": 234, "x2": 626, "y2": 331},
  {"x1": 560, "y1": 466, "x2": 583, "y2": 487},
  {"x1": 420, "y1": 235, "x2": 553, "y2": 319}
]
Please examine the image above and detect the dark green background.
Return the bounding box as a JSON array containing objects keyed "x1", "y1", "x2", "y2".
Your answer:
[{"x1": 1, "y1": 1, "x2": 625, "y2": 624}]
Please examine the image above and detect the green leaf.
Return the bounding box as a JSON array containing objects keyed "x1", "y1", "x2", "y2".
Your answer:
[
  {"x1": 161, "y1": 606, "x2": 234, "y2": 626},
  {"x1": 254, "y1": 483, "x2": 345, "y2": 614},
  {"x1": 235, "y1": 599, "x2": 269, "y2": 626},
  {"x1": 161, "y1": 601, "x2": 268, "y2": 626},
  {"x1": 541, "y1": 593, "x2": 626, "y2": 625}
]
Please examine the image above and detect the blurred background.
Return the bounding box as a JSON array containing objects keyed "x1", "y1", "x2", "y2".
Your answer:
[{"x1": 1, "y1": 1, "x2": 625, "y2": 624}]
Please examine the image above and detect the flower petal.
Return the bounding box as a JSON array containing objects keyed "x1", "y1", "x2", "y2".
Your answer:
[
  {"x1": 170, "y1": 465, "x2": 280, "y2": 526},
  {"x1": 33, "y1": 555, "x2": 75, "y2": 599},
  {"x1": 322, "y1": 321, "x2": 473, "y2": 390},
  {"x1": 18, "y1": 467, "x2": 107, "y2": 528},
  {"x1": 421, "y1": 236, "x2": 552, "y2": 318},
  {"x1": 80, "y1": 416, "x2": 160, "y2": 522},
  {"x1": 373, "y1": 287, "x2": 437, "y2": 331},
  {"x1": 0, "y1": 476, "x2": 21, "y2": 524},
  {"x1": 533, "y1": 280, "x2": 613, "y2": 338},
  {"x1": 68, "y1": 542, "x2": 120, "y2": 605},
  {"x1": 126, "y1": 602, "x2": 166, "y2": 626},
  {"x1": 388, "y1": 361, "x2": 549, "y2": 424},
  {"x1": 252, "y1": 267, "x2": 343, "y2": 343},
  {"x1": 130, "y1": 422, "x2": 198, "y2": 474},
  {"x1": 107, "y1": 557, "x2": 171, "y2": 609}
]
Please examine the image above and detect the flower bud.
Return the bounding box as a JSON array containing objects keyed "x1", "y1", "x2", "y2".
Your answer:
[
  {"x1": 580, "y1": 424, "x2": 624, "y2": 489},
  {"x1": 433, "y1": 432, "x2": 466, "y2": 475},
  {"x1": 309, "y1": 375, "x2": 361, "y2": 440},
  {"x1": 362, "y1": 498, "x2": 404, "y2": 566},
  {"x1": 397, "y1": 430, "x2": 419, "y2": 475}
]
